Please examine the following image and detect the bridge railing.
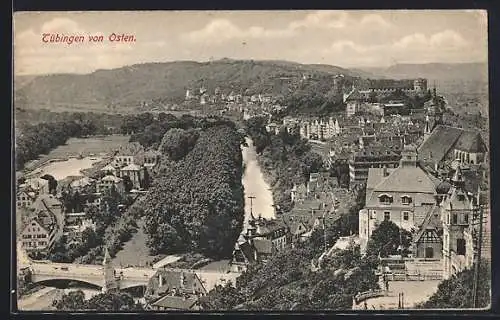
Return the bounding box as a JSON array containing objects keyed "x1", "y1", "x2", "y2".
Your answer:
[{"x1": 354, "y1": 289, "x2": 387, "y2": 304}]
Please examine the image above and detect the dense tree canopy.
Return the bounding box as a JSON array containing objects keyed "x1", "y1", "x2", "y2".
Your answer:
[
  {"x1": 204, "y1": 239, "x2": 379, "y2": 310},
  {"x1": 158, "y1": 128, "x2": 199, "y2": 161},
  {"x1": 143, "y1": 124, "x2": 245, "y2": 258},
  {"x1": 54, "y1": 290, "x2": 142, "y2": 311},
  {"x1": 418, "y1": 260, "x2": 491, "y2": 309}
]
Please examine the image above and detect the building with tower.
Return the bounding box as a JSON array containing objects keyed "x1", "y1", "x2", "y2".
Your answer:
[
  {"x1": 102, "y1": 247, "x2": 118, "y2": 292},
  {"x1": 441, "y1": 166, "x2": 479, "y2": 279},
  {"x1": 358, "y1": 144, "x2": 442, "y2": 253}
]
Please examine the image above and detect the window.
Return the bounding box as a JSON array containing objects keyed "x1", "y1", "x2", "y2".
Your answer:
[
  {"x1": 456, "y1": 239, "x2": 466, "y2": 255},
  {"x1": 379, "y1": 194, "x2": 393, "y2": 205},
  {"x1": 403, "y1": 212, "x2": 409, "y2": 221},
  {"x1": 452, "y1": 213, "x2": 458, "y2": 224},
  {"x1": 464, "y1": 214, "x2": 469, "y2": 224},
  {"x1": 401, "y1": 196, "x2": 412, "y2": 205},
  {"x1": 384, "y1": 212, "x2": 391, "y2": 221}
]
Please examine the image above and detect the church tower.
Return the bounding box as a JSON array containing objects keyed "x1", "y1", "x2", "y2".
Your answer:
[
  {"x1": 441, "y1": 166, "x2": 475, "y2": 279},
  {"x1": 102, "y1": 247, "x2": 117, "y2": 293}
]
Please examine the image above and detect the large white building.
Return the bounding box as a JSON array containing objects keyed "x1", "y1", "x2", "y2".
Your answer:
[{"x1": 358, "y1": 145, "x2": 441, "y2": 254}]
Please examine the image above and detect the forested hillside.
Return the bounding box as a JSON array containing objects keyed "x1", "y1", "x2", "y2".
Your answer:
[{"x1": 14, "y1": 59, "x2": 368, "y2": 112}]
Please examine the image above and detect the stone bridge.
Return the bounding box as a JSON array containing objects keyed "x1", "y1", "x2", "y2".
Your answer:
[
  {"x1": 27, "y1": 261, "x2": 156, "y2": 291},
  {"x1": 19, "y1": 246, "x2": 240, "y2": 293}
]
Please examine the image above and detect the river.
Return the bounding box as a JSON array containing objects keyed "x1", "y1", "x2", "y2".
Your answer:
[
  {"x1": 30, "y1": 157, "x2": 103, "y2": 181},
  {"x1": 241, "y1": 137, "x2": 275, "y2": 229}
]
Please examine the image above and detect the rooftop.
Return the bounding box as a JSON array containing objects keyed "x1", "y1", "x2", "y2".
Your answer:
[{"x1": 150, "y1": 295, "x2": 198, "y2": 310}]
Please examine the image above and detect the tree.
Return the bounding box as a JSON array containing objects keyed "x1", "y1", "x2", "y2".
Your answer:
[
  {"x1": 365, "y1": 220, "x2": 413, "y2": 258},
  {"x1": 40, "y1": 174, "x2": 58, "y2": 194},
  {"x1": 85, "y1": 291, "x2": 142, "y2": 311},
  {"x1": 159, "y1": 128, "x2": 199, "y2": 160},
  {"x1": 54, "y1": 290, "x2": 86, "y2": 310},
  {"x1": 417, "y1": 260, "x2": 491, "y2": 309},
  {"x1": 55, "y1": 290, "x2": 143, "y2": 311},
  {"x1": 202, "y1": 283, "x2": 245, "y2": 310}
]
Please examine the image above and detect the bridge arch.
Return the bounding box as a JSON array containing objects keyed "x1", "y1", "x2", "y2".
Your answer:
[{"x1": 31, "y1": 278, "x2": 103, "y2": 291}]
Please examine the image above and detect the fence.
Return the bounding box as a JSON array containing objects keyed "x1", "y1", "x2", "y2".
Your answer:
[
  {"x1": 354, "y1": 289, "x2": 386, "y2": 304},
  {"x1": 384, "y1": 271, "x2": 443, "y2": 281}
]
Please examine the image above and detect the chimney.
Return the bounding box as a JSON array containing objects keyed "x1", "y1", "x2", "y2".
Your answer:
[
  {"x1": 158, "y1": 273, "x2": 163, "y2": 287},
  {"x1": 383, "y1": 165, "x2": 388, "y2": 177}
]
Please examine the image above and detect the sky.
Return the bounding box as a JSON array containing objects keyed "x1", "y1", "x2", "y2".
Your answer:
[{"x1": 13, "y1": 10, "x2": 488, "y2": 75}]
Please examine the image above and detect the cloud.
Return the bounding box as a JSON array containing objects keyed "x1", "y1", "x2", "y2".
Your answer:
[
  {"x1": 40, "y1": 18, "x2": 86, "y2": 34},
  {"x1": 183, "y1": 11, "x2": 353, "y2": 44},
  {"x1": 329, "y1": 41, "x2": 375, "y2": 54},
  {"x1": 289, "y1": 11, "x2": 349, "y2": 30},
  {"x1": 321, "y1": 29, "x2": 474, "y2": 66},
  {"x1": 393, "y1": 29, "x2": 468, "y2": 49},
  {"x1": 183, "y1": 19, "x2": 295, "y2": 44},
  {"x1": 360, "y1": 14, "x2": 392, "y2": 28}
]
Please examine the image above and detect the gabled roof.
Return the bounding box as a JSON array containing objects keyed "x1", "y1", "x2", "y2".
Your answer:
[
  {"x1": 344, "y1": 88, "x2": 363, "y2": 102},
  {"x1": 101, "y1": 175, "x2": 122, "y2": 183},
  {"x1": 366, "y1": 168, "x2": 395, "y2": 190},
  {"x1": 454, "y1": 131, "x2": 488, "y2": 153},
  {"x1": 418, "y1": 125, "x2": 485, "y2": 164},
  {"x1": 288, "y1": 221, "x2": 307, "y2": 235},
  {"x1": 236, "y1": 241, "x2": 256, "y2": 263},
  {"x1": 372, "y1": 165, "x2": 438, "y2": 194},
  {"x1": 100, "y1": 164, "x2": 116, "y2": 171},
  {"x1": 414, "y1": 205, "x2": 442, "y2": 244},
  {"x1": 70, "y1": 177, "x2": 95, "y2": 188},
  {"x1": 442, "y1": 186, "x2": 474, "y2": 211},
  {"x1": 154, "y1": 270, "x2": 206, "y2": 295},
  {"x1": 121, "y1": 163, "x2": 142, "y2": 171},
  {"x1": 151, "y1": 295, "x2": 198, "y2": 309},
  {"x1": 252, "y1": 239, "x2": 272, "y2": 254}
]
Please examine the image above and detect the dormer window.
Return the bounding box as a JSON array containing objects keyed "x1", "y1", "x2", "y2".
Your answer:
[
  {"x1": 401, "y1": 196, "x2": 412, "y2": 205},
  {"x1": 379, "y1": 194, "x2": 393, "y2": 205}
]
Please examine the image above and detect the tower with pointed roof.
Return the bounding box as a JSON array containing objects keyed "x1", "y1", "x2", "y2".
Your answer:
[
  {"x1": 441, "y1": 165, "x2": 475, "y2": 279},
  {"x1": 102, "y1": 247, "x2": 117, "y2": 292}
]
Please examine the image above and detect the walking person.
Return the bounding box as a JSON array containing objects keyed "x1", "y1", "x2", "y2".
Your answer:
[
  {"x1": 385, "y1": 279, "x2": 389, "y2": 292},
  {"x1": 364, "y1": 301, "x2": 368, "y2": 310}
]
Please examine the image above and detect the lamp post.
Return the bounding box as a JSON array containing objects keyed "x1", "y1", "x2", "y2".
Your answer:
[{"x1": 248, "y1": 196, "x2": 256, "y2": 220}]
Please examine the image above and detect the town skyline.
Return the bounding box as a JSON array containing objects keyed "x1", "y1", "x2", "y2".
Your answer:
[{"x1": 14, "y1": 10, "x2": 488, "y2": 75}]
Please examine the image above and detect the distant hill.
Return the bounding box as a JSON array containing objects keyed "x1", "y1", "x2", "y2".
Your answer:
[
  {"x1": 357, "y1": 62, "x2": 487, "y2": 83},
  {"x1": 14, "y1": 59, "x2": 375, "y2": 112}
]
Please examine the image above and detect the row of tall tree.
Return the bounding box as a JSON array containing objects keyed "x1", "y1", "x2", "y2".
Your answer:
[{"x1": 142, "y1": 124, "x2": 245, "y2": 259}]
